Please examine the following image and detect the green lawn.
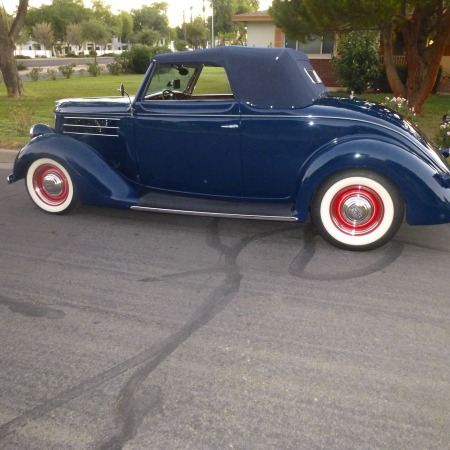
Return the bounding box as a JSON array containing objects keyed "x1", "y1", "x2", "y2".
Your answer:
[
  {"x1": 0, "y1": 75, "x2": 142, "y2": 148},
  {"x1": 0, "y1": 74, "x2": 447, "y2": 148}
]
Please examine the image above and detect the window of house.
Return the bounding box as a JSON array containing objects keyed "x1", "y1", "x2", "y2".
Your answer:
[{"x1": 286, "y1": 36, "x2": 335, "y2": 55}]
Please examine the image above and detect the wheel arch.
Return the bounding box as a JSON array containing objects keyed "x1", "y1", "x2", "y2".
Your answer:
[
  {"x1": 12, "y1": 133, "x2": 140, "y2": 208},
  {"x1": 293, "y1": 138, "x2": 449, "y2": 226}
]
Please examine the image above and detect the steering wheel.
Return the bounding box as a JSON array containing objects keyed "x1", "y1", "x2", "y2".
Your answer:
[{"x1": 162, "y1": 89, "x2": 175, "y2": 100}]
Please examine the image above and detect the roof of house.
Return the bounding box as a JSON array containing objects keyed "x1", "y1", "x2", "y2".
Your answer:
[{"x1": 232, "y1": 10, "x2": 272, "y2": 22}]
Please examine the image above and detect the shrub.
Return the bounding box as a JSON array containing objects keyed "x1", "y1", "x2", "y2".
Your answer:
[
  {"x1": 16, "y1": 62, "x2": 27, "y2": 71},
  {"x1": 46, "y1": 68, "x2": 58, "y2": 80},
  {"x1": 10, "y1": 105, "x2": 34, "y2": 135},
  {"x1": 15, "y1": 55, "x2": 32, "y2": 59},
  {"x1": 87, "y1": 62, "x2": 103, "y2": 77},
  {"x1": 120, "y1": 44, "x2": 172, "y2": 74},
  {"x1": 123, "y1": 44, "x2": 152, "y2": 74},
  {"x1": 28, "y1": 67, "x2": 43, "y2": 81},
  {"x1": 65, "y1": 52, "x2": 79, "y2": 58},
  {"x1": 174, "y1": 40, "x2": 189, "y2": 52},
  {"x1": 436, "y1": 120, "x2": 450, "y2": 149},
  {"x1": 332, "y1": 32, "x2": 381, "y2": 94},
  {"x1": 382, "y1": 96, "x2": 417, "y2": 122},
  {"x1": 106, "y1": 60, "x2": 123, "y2": 75},
  {"x1": 58, "y1": 63, "x2": 76, "y2": 79}
]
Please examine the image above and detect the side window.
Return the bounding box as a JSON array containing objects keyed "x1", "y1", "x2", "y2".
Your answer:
[
  {"x1": 192, "y1": 66, "x2": 234, "y2": 98},
  {"x1": 143, "y1": 63, "x2": 234, "y2": 100},
  {"x1": 144, "y1": 64, "x2": 193, "y2": 99}
]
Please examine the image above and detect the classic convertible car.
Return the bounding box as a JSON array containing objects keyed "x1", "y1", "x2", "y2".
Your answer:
[{"x1": 7, "y1": 46, "x2": 450, "y2": 250}]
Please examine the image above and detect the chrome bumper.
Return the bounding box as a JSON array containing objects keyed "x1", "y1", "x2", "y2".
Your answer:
[{"x1": 6, "y1": 173, "x2": 14, "y2": 184}]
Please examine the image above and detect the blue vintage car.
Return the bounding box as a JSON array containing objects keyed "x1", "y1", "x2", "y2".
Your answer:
[{"x1": 7, "y1": 46, "x2": 450, "y2": 250}]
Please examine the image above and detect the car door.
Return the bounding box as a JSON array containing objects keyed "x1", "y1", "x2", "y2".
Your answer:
[{"x1": 133, "y1": 64, "x2": 243, "y2": 198}]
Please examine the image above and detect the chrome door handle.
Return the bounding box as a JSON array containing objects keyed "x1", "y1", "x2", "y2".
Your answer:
[{"x1": 221, "y1": 124, "x2": 239, "y2": 129}]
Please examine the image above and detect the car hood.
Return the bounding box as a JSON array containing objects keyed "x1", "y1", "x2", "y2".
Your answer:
[{"x1": 54, "y1": 97, "x2": 134, "y2": 115}]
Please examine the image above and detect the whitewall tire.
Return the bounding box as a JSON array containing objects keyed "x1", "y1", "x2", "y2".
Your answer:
[
  {"x1": 26, "y1": 158, "x2": 78, "y2": 214},
  {"x1": 311, "y1": 171, "x2": 404, "y2": 251}
]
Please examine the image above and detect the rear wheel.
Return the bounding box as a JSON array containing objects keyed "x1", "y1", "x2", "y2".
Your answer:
[
  {"x1": 26, "y1": 158, "x2": 78, "y2": 214},
  {"x1": 311, "y1": 171, "x2": 404, "y2": 251}
]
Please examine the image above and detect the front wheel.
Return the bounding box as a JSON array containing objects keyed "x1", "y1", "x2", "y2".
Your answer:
[
  {"x1": 311, "y1": 171, "x2": 404, "y2": 251},
  {"x1": 26, "y1": 158, "x2": 78, "y2": 214}
]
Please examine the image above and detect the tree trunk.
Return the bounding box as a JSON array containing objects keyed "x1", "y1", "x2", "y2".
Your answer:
[
  {"x1": 0, "y1": 0, "x2": 29, "y2": 97},
  {"x1": 381, "y1": 24, "x2": 406, "y2": 98},
  {"x1": 0, "y1": 31, "x2": 24, "y2": 97},
  {"x1": 382, "y1": 4, "x2": 450, "y2": 114},
  {"x1": 404, "y1": 6, "x2": 450, "y2": 114}
]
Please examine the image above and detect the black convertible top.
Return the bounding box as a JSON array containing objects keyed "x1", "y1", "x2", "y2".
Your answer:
[{"x1": 152, "y1": 46, "x2": 327, "y2": 109}]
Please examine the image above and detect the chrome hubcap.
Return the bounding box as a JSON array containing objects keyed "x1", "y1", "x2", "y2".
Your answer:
[
  {"x1": 341, "y1": 196, "x2": 372, "y2": 224},
  {"x1": 330, "y1": 185, "x2": 384, "y2": 236},
  {"x1": 42, "y1": 173, "x2": 64, "y2": 197},
  {"x1": 32, "y1": 163, "x2": 70, "y2": 206}
]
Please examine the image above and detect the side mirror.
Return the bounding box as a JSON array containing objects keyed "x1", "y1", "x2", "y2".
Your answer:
[{"x1": 118, "y1": 83, "x2": 125, "y2": 97}]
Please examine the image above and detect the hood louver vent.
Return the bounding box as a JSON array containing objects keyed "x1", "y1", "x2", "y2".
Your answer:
[{"x1": 62, "y1": 117, "x2": 120, "y2": 137}]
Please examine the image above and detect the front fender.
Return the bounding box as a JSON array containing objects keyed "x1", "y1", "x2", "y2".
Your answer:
[
  {"x1": 11, "y1": 133, "x2": 140, "y2": 208},
  {"x1": 294, "y1": 138, "x2": 450, "y2": 225}
]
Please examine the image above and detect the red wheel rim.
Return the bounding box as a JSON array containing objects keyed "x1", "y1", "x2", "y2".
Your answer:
[
  {"x1": 32, "y1": 164, "x2": 70, "y2": 206},
  {"x1": 330, "y1": 185, "x2": 384, "y2": 236}
]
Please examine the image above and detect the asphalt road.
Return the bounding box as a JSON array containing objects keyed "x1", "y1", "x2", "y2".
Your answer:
[
  {"x1": 22, "y1": 57, "x2": 115, "y2": 68},
  {"x1": 0, "y1": 167, "x2": 449, "y2": 449}
]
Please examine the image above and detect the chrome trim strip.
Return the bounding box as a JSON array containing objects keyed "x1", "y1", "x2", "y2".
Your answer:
[
  {"x1": 136, "y1": 113, "x2": 241, "y2": 118},
  {"x1": 130, "y1": 206, "x2": 297, "y2": 221},
  {"x1": 62, "y1": 131, "x2": 119, "y2": 137},
  {"x1": 63, "y1": 124, "x2": 119, "y2": 129},
  {"x1": 63, "y1": 116, "x2": 123, "y2": 120}
]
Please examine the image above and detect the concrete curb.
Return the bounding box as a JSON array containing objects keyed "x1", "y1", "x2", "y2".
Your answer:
[
  {"x1": 0, "y1": 149, "x2": 18, "y2": 170},
  {"x1": 0, "y1": 148, "x2": 18, "y2": 163}
]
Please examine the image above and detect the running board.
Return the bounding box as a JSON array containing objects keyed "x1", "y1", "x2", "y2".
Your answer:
[
  {"x1": 131, "y1": 206, "x2": 297, "y2": 221},
  {"x1": 131, "y1": 192, "x2": 297, "y2": 222}
]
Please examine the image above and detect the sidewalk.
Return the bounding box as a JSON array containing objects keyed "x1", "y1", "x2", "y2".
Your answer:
[{"x1": 0, "y1": 148, "x2": 18, "y2": 170}]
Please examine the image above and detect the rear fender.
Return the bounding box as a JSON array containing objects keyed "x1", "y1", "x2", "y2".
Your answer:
[
  {"x1": 294, "y1": 138, "x2": 450, "y2": 225},
  {"x1": 11, "y1": 133, "x2": 140, "y2": 208}
]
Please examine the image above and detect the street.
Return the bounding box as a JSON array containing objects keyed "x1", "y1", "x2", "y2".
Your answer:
[
  {"x1": 21, "y1": 57, "x2": 115, "y2": 68},
  {"x1": 0, "y1": 167, "x2": 449, "y2": 449}
]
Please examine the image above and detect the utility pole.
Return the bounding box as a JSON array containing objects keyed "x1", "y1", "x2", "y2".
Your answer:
[{"x1": 210, "y1": 1, "x2": 214, "y2": 48}]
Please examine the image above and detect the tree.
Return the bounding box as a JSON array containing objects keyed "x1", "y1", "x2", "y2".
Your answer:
[
  {"x1": 118, "y1": 11, "x2": 133, "y2": 43},
  {"x1": 26, "y1": 0, "x2": 87, "y2": 42},
  {"x1": 131, "y1": 28, "x2": 160, "y2": 46},
  {"x1": 81, "y1": 19, "x2": 109, "y2": 63},
  {"x1": 65, "y1": 23, "x2": 83, "y2": 53},
  {"x1": 210, "y1": 0, "x2": 259, "y2": 45},
  {"x1": 186, "y1": 16, "x2": 208, "y2": 49},
  {"x1": 269, "y1": 0, "x2": 450, "y2": 113},
  {"x1": 91, "y1": 0, "x2": 121, "y2": 37},
  {"x1": 0, "y1": 0, "x2": 28, "y2": 97},
  {"x1": 31, "y1": 21, "x2": 54, "y2": 53},
  {"x1": 131, "y1": 3, "x2": 169, "y2": 34}
]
